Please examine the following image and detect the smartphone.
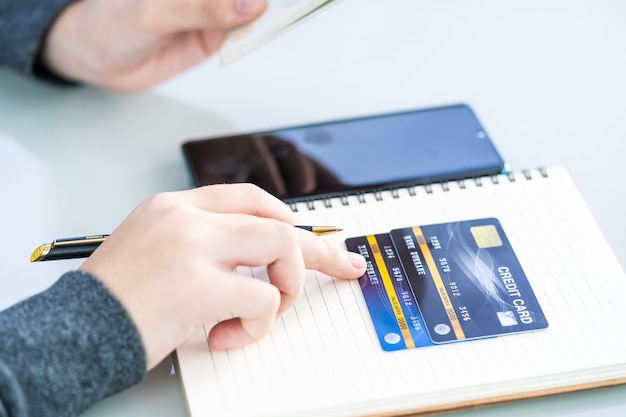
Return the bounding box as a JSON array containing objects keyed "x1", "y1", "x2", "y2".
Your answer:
[{"x1": 181, "y1": 104, "x2": 506, "y2": 201}]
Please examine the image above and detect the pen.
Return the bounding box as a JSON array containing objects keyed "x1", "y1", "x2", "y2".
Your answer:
[{"x1": 29, "y1": 226, "x2": 343, "y2": 262}]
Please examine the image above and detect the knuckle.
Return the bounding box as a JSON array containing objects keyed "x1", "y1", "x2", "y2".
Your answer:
[
  {"x1": 140, "y1": 192, "x2": 178, "y2": 214},
  {"x1": 137, "y1": 192, "x2": 198, "y2": 235},
  {"x1": 222, "y1": 182, "x2": 267, "y2": 208},
  {"x1": 271, "y1": 220, "x2": 299, "y2": 247},
  {"x1": 238, "y1": 182, "x2": 264, "y2": 196},
  {"x1": 245, "y1": 287, "x2": 280, "y2": 340},
  {"x1": 310, "y1": 239, "x2": 340, "y2": 271},
  {"x1": 260, "y1": 285, "x2": 281, "y2": 313},
  {"x1": 199, "y1": 1, "x2": 239, "y2": 28},
  {"x1": 239, "y1": 217, "x2": 298, "y2": 252},
  {"x1": 135, "y1": 0, "x2": 169, "y2": 35},
  {"x1": 242, "y1": 182, "x2": 269, "y2": 205}
]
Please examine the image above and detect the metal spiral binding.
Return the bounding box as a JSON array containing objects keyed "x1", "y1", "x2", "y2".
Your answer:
[{"x1": 289, "y1": 168, "x2": 550, "y2": 211}]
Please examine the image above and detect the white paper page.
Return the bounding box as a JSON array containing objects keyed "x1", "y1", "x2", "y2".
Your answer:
[
  {"x1": 220, "y1": 0, "x2": 337, "y2": 65},
  {"x1": 177, "y1": 167, "x2": 626, "y2": 417}
]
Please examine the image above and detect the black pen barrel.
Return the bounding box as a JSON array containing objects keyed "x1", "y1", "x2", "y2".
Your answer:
[{"x1": 44, "y1": 242, "x2": 102, "y2": 261}]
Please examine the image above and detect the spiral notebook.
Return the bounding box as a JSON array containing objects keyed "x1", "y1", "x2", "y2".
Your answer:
[{"x1": 175, "y1": 167, "x2": 626, "y2": 417}]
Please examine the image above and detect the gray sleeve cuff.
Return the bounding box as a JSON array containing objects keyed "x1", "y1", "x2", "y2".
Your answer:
[
  {"x1": 0, "y1": 271, "x2": 146, "y2": 417},
  {"x1": 0, "y1": 0, "x2": 78, "y2": 83}
]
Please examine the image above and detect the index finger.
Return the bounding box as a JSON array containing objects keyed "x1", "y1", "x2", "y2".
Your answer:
[{"x1": 296, "y1": 229, "x2": 367, "y2": 280}]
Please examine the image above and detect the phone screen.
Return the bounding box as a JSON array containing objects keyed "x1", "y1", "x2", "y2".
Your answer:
[{"x1": 182, "y1": 104, "x2": 505, "y2": 200}]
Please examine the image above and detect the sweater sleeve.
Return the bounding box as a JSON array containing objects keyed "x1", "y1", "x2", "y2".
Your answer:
[
  {"x1": 0, "y1": 0, "x2": 78, "y2": 82},
  {"x1": 0, "y1": 271, "x2": 146, "y2": 417}
]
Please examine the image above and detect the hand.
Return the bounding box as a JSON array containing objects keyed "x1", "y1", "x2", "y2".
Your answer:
[
  {"x1": 41, "y1": 0, "x2": 267, "y2": 91},
  {"x1": 78, "y1": 184, "x2": 366, "y2": 370}
]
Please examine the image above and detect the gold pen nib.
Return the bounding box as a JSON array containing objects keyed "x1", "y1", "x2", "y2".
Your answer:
[
  {"x1": 311, "y1": 226, "x2": 343, "y2": 236},
  {"x1": 30, "y1": 243, "x2": 52, "y2": 262}
]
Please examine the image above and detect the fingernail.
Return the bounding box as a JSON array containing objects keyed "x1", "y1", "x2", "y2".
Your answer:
[
  {"x1": 347, "y1": 251, "x2": 367, "y2": 271},
  {"x1": 236, "y1": 0, "x2": 262, "y2": 15}
]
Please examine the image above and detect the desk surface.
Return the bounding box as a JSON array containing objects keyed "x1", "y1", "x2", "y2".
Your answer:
[{"x1": 1, "y1": 0, "x2": 626, "y2": 416}]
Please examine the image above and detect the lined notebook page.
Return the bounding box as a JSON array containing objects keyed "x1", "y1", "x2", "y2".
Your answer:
[{"x1": 176, "y1": 167, "x2": 626, "y2": 417}]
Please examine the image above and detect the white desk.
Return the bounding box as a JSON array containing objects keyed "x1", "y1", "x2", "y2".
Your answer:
[{"x1": 1, "y1": 0, "x2": 626, "y2": 415}]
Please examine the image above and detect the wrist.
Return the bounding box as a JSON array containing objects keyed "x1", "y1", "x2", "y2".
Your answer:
[
  {"x1": 40, "y1": 1, "x2": 99, "y2": 85},
  {"x1": 32, "y1": 52, "x2": 80, "y2": 86}
]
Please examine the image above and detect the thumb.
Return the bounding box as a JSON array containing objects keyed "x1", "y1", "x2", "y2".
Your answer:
[{"x1": 152, "y1": 0, "x2": 267, "y2": 33}]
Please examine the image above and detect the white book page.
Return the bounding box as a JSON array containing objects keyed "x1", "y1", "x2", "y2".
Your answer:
[
  {"x1": 220, "y1": 0, "x2": 337, "y2": 65},
  {"x1": 176, "y1": 167, "x2": 626, "y2": 417}
]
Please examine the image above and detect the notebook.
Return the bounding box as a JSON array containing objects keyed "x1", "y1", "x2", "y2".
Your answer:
[
  {"x1": 174, "y1": 166, "x2": 626, "y2": 417},
  {"x1": 220, "y1": 0, "x2": 339, "y2": 65}
]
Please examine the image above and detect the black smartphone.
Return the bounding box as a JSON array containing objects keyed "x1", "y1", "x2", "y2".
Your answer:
[{"x1": 181, "y1": 104, "x2": 506, "y2": 201}]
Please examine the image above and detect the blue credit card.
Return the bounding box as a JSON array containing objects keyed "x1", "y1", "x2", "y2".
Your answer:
[
  {"x1": 390, "y1": 218, "x2": 548, "y2": 344},
  {"x1": 345, "y1": 234, "x2": 433, "y2": 351},
  {"x1": 346, "y1": 218, "x2": 548, "y2": 351}
]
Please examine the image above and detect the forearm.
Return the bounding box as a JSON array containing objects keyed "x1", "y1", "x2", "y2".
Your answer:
[{"x1": 0, "y1": 271, "x2": 146, "y2": 417}]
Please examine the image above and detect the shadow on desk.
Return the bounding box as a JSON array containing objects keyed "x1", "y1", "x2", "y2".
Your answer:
[
  {"x1": 0, "y1": 68, "x2": 240, "y2": 312},
  {"x1": 81, "y1": 357, "x2": 187, "y2": 417},
  {"x1": 0, "y1": 69, "x2": 237, "y2": 198}
]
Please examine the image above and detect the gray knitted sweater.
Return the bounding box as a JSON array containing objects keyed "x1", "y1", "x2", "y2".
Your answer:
[
  {"x1": 1, "y1": 3, "x2": 151, "y2": 413},
  {"x1": 1, "y1": 3, "x2": 147, "y2": 413},
  {"x1": 0, "y1": 271, "x2": 146, "y2": 417},
  {"x1": 0, "y1": 0, "x2": 77, "y2": 81}
]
